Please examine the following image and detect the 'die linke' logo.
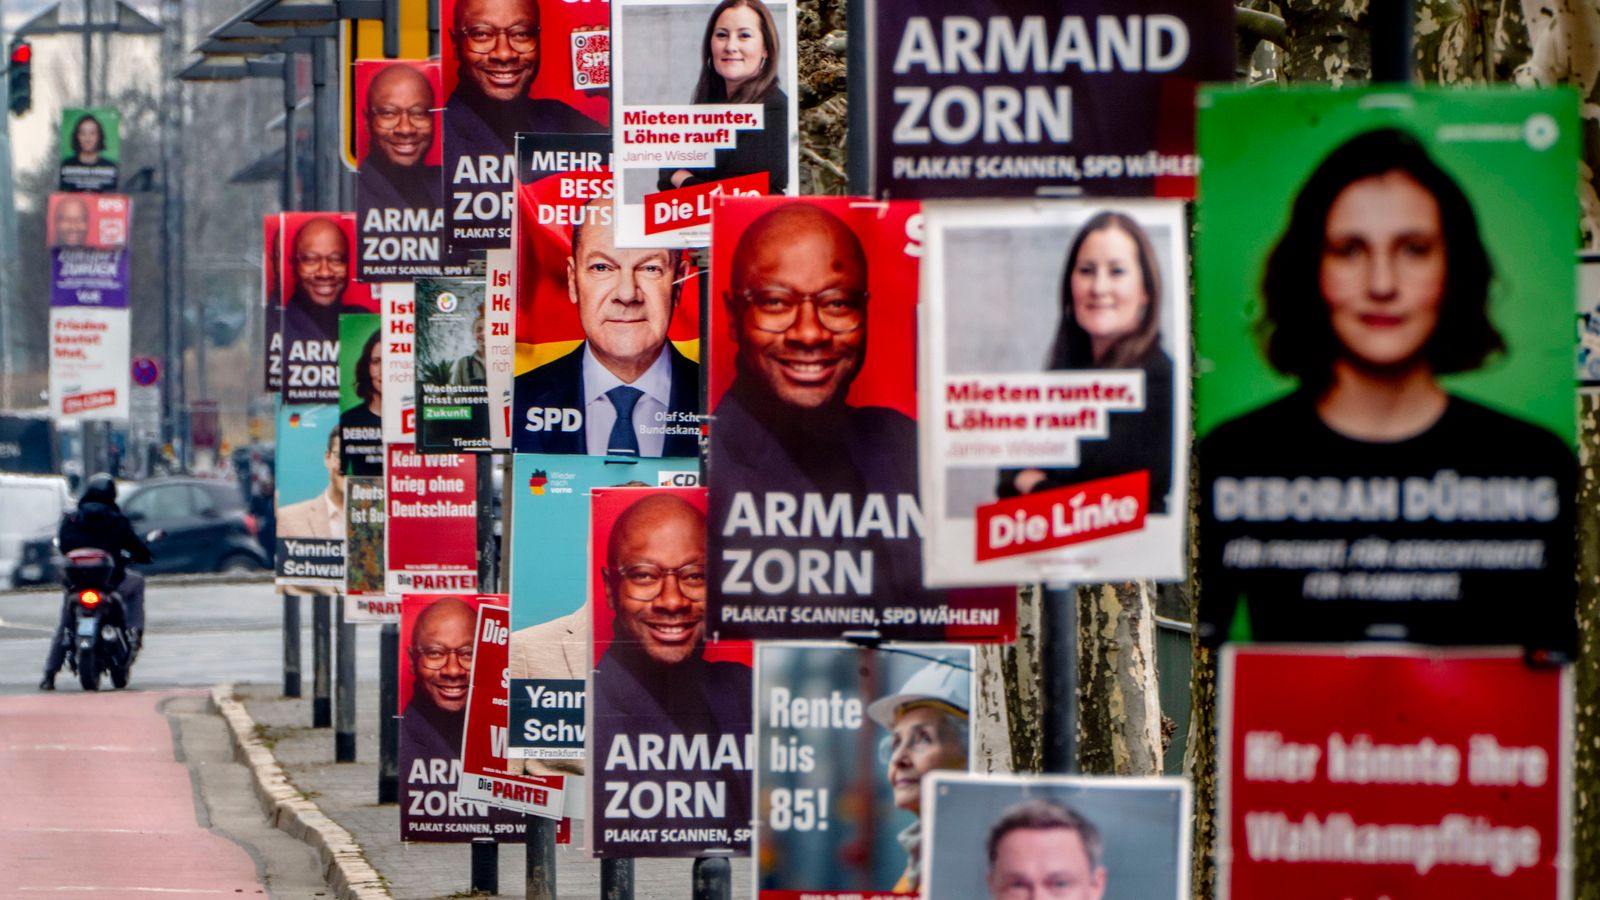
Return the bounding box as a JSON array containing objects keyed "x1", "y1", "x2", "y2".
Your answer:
[
  {"x1": 720, "y1": 492, "x2": 923, "y2": 596},
  {"x1": 890, "y1": 15, "x2": 1191, "y2": 146}
]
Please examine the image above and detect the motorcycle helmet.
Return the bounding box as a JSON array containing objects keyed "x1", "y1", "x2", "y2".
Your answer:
[{"x1": 82, "y1": 472, "x2": 118, "y2": 505}]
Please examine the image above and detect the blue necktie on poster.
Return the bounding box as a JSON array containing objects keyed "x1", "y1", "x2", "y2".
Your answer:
[{"x1": 606, "y1": 386, "x2": 642, "y2": 457}]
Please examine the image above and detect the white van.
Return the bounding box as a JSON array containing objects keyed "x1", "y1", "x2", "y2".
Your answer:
[{"x1": 0, "y1": 474, "x2": 73, "y2": 588}]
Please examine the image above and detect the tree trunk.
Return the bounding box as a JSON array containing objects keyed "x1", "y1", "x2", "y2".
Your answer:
[
  {"x1": 1076, "y1": 582, "x2": 1163, "y2": 776},
  {"x1": 974, "y1": 585, "x2": 1044, "y2": 773},
  {"x1": 1577, "y1": 393, "x2": 1600, "y2": 897}
]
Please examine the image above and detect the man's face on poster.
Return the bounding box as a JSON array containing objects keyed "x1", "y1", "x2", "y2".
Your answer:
[
  {"x1": 730, "y1": 208, "x2": 868, "y2": 410},
  {"x1": 569, "y1": 208, "x2": 678, "y2": 380},
  {"x1": 454, "y1": 0, "x2": 541, "y2": 102},
  {"x1": 366, "y1": 66, "x2": 436, "y2": 168},
  {"x1": 604, "y1": 496, "x2": 708, "y2": 666},
  {"x1": 325, "y1": 432, "x2": 346, "y2": 499},
  {"x1": 53, "y1": 198, "x2": 90, "y2": 247},
  {"x1": 410, "y1": 600, "x2": 476, "y2": 713},
  {"x1": 294, "y1": 219, "x2": 350, "y2": 307},
  {"x1": 987, "y1": 827, "x2": 1107, "y2": 900}
]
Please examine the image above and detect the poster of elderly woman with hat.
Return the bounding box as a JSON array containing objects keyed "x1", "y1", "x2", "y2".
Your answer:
[{"x1": 754, "y1": 644, "x2": 975, "y2": 897}]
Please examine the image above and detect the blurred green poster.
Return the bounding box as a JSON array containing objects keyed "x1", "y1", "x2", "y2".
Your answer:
[
  {"x1": 1193, "y1": 87, "x2": 1578, "y2": 656},
  {"x1": 339, "y1": 313, "x2": 384, "y2": 476},
  {"x1": 59, "y1": 107, "x2": 120, "y2": 192}
]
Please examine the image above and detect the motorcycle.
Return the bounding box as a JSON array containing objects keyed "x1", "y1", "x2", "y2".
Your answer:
[{"x1": 58, "y1": 547, "x2": 136, "y2": 691}]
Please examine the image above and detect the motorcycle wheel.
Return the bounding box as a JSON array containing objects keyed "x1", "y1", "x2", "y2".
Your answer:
[
  {"x1": 77, "y1": 643, "x2": 100, "y2": 691},
  {"x1": 110, "y1": 657, "x2": 130, "y2": 689}
]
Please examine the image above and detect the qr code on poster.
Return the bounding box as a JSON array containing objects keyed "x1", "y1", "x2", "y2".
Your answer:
[{"x1": 571, "y1": 30, "x2": 610, "y2": 89}]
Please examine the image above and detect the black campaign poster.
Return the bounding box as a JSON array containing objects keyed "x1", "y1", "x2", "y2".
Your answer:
[
  {"x1": 706, "y1": 196, "x2": 1014, "y2": 642},
  {"x1": 440, "y1": 0, "x2": 609, "y2": 265},
  {"x1": 588, "y1": 486, "x2": 754, "y2": 858},
  {"x1": 865, "y1": 0, "x2": 1233, "y2": 199}
]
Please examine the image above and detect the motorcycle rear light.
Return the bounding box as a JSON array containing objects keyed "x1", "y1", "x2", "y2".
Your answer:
[
  {"x1": 79, "y1": 589, "x2": 101, "y2": 607},
  {"x1": 243, "y1": 513, "x2": 259, "y2": 537}
]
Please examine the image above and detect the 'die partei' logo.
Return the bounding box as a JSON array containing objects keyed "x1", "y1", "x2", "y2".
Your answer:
[{"x1": 436, "y1": 291, "x2": 459, "y2": 313}]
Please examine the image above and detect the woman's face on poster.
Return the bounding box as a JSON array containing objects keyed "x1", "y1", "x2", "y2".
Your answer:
[
  {"x1": 368, "y1": 342, "x2": 384, "y2": 398},
  {"x1": 885, "y1": 706, "x2": 966, "y2": 814},
  {"x1": 75, "y1": 117, "x2": 103, "y2": 154},
  {"x1": 1318, "y1": 170, "x2": 1447, "y2": 371},
  {"x1": 1069, "y1": 226, "x2": 1147, "y2": 345},
  {"x1": 710, "y1": 4, "x2": 766, "y2": 92}
]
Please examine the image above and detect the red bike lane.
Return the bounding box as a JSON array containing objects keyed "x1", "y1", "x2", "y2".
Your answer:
[{"x1": 0, "y1": 689, "x2": 265, "y2": 895}]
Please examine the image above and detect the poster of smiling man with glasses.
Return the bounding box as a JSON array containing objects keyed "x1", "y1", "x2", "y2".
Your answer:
[
  {"x1": 355, "y1": 61, "x2": 451, "y2": 281},
  {"x1": 705, "y1": 197, "x2": 1015, "y2": 643}
]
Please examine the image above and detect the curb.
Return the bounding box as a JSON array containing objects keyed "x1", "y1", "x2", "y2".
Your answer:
[{"x1": 209, "y1": 684, "x2": 391, "y2": 899}]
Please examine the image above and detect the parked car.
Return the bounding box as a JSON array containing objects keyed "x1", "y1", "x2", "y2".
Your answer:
[
  {"x1": 0, "y1": 474, "x2": 73, "y2": 588},
  {"x1": 13, "y1": 477, "x2": 270, "y2": 585}
]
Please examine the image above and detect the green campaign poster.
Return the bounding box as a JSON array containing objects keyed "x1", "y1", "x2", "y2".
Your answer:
[
  {"x1": 59, "y1": 107, "x2": 121, "y2": 192},
  {"x1": 339, "y1": 313, "x2": 384, "y2": 476},
  {"x1": 414, "y1": 277, "x2": 490, "y2": 452},
  {"x1": 1193, "y1": 87, "x2": 1579, "y2": 656}
]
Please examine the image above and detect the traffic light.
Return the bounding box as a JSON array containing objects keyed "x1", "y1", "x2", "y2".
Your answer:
[{"x1": 8, "y1": 39, "x2": 30, "y2": 116}]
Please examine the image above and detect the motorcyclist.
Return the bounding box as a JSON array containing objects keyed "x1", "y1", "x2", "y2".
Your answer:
[{"x1": 40, "y1": 473, "x2": 152, "y2": 690}]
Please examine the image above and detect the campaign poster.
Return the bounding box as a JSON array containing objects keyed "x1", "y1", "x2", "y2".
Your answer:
[
  {"x1": 354, "y1": 60, "x2": 450, "y2": 282},
  {"x1": 458, "y1": 603, "x2": 569, "y2": 819},
  {"x1": 611, "y1": 0, "x2": 799, "y2": 248},
  {"x1": 385, "y1": 444, "x2": 483, "y2": 594},
  {"x1": 439, "y1": 0, "x2": 608, "y2": 265},
  {"x1": 415, "y1": 277, "x2": 491, "y2": 451},
  {"x1": 755, "y1": 644, "x2": 975, "y2": 896},
  {"x1": 382, "y1": 283, "x2": 418, "y2": 443},
  {"x1": 707, "y1": 196, "x2": 1015, "y2": 641},
  {"x1": 339, "y1": 313, "x2": 385, "y2": 476},
  {"x1": 58, "y1": 107, "x2": 121, "y2": 193},
  {"x1": 48, "y1": 307, "x2": 130, "y2": 421},
  {"x1": 264, "y1": 215, "x2": 284, "y2": 393},
  {"x1": 344, "y1": 474, "x2": 395, "y2": 621},
  {"x1": 0, "y1": 414, "x2": 58, "y2": 474},
  {"x1": 505, "y1": 453, "x2": 694, "y2": 777},
  {"x1": 587, "y1": 486, "x2": 754, "y2": 858},
  {"x1": 864, "y1": 2, "x2": 1233, "y2": 201},
  {"x1": 923, "y1": 773, "x2": 1192, "y2": 900},
  {"x1": 485, "y1": 248, "x2": 515, "y2": 448},
  {"x1": 511, "y1": 132, "x2": 703, "y2": 457},
  {"x1": 1218, "y1": 646, "x2": 1570, "y2": 899},
  {"x1": 1577, "y1": 256, "x2": 1600, "y2": 391},
  {"x1": 918, "y1": 200, "x2": 1189, "y2": 587},
  {"x1": 280, "y1": 212, "x2": 376, "y2": 405},
  {"x1": 47, "y1": 192, "x2": 129, "y2": 249},
  {"x1": 274, "y1": 403, "x2": 345, "y2": 590},
  {"x1": 399, "y1": 594, "x2": 528, "y2": 842},
  {"x1": 1194, "y1": 88, "x2": 1579, "y2": 655}
]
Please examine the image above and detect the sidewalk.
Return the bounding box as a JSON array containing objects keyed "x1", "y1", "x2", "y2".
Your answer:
[{"x1": 226, "y1": 680, "x2": 754, "y2": 900}]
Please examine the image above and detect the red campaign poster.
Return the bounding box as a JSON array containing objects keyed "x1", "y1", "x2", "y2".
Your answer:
[
  {"x1": 587, "y1": 486, "x2": 754, "y2": 858},
  {"x1": 384, "y1": 444, "x2": 481, "y2": 594},
  {"x1": 705, "y1": 195, "x2": 1015, "y2": 642},
  {"x1": 438, "y1": 0, "x2": 608, "y2": 127},
  {"x1": 457, "y1": 603, "x2": 570, "y2": 820},
  {"x1": 47, "y1": 192, "x2": 129, "y2": 249},
  {"x1": 1219, "y1": 646, "x2": 1570, "y2": 900},
  {"x1": 263, "y1": 214, "x2": 283, "y2": 393},
  {"x1": 280, "y1": 212, "x2": 376, "y2": 404},
  {"x1": 398, "y1": 594, "x2": 526, "y2": 842},
  {"x1": 510, "y1": 132, "x2": 702, "y2": 457},
  {"x1": 353, "y1": 59, "x2": 450, "y2": 283}
]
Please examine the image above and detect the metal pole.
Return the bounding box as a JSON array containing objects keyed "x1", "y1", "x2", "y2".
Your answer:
[
  {"x1": 283, "y1": 594, "x2": 302, "y2": 696},
  {"x1": 601, "y1": 858, "x2": 634, "y2": 900},
  {"x1": 281, "y1": 57, "x2": 297, "y2": 210},
  {"x1": 378, "y1": 622, "x2": 399, "y2": 801},
  {"x1": 1371, "y1": 0, "x2": 1414, "y2": 84},
  {"x1": 470, "y1": 837, "x2": 499, "y2": 893},
  {"x1": 159, "y1": 0, "x2": 185, "y2": 469},
  {"x1": 845, "y1": 0, "x2": 866, "y2": 194},
  {"x1": 313, "y1": 592, "x2": 331, "y2": 727},
  {"x1": 336, "y1": 595, "x2": 356, "y2": 761},
  {"x1": 0, "y1": 0, "x2": 16, "y2": 408},
  {"x1": 691, "y1": 857, "x2": 731, "y2": 900},
  {"x1": 81, "y1": 0, "x2": 91, "y2": 105},
  {"x1": 311, "y1": 37, "x2": 337, "y2": 210},
  {"x1": 1041, "y1": 585, "x2": 1077, "y2": 773},
  {"x1": 524, "y1": 816, "x2": 558, "y2": 900}
]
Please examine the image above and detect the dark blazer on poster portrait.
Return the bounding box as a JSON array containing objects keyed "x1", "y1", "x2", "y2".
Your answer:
[
  {"x1": 512, "y1": 342, "x2": 701, "y2": 456},
  {"x1": 657, "y1": 90, "x2": 789, "y2": 193},
  {"x1": 996, "y1": 344, "x2": 1175, "y2": 515}
]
